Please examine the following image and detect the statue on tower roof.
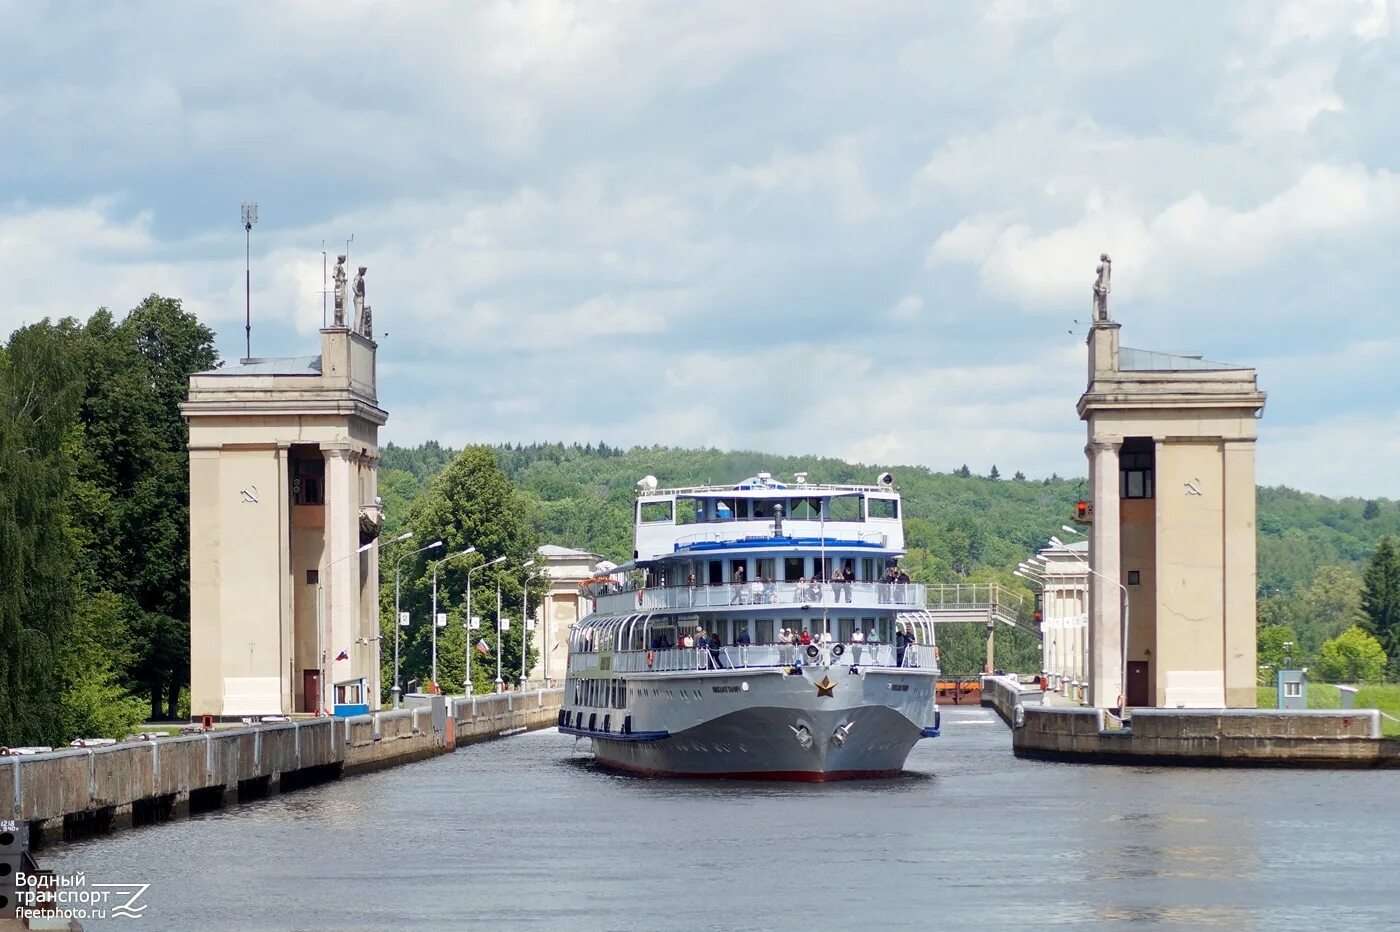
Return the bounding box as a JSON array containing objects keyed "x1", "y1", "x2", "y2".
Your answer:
[
  {"x1": 1093, "y1": 253, "x2": 1112, "y2": 322},
  {"x1": 353, "y1": 266, "x2": 367, "y2": 333},
  {"x1": 332, "y1": 255, "x2": 348, "y2": 327}
]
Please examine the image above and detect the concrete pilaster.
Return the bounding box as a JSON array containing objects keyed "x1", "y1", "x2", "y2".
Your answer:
[
  {"x1": 1223, "y1": 439, "x2": 1258, "y2": 707},
  {"x1": 276, "y1": 444, "x2": 292, "y2": 714},
  {"x1": 1088, "y1": 440, "x2": 1122, "y2": 708},
  {"x1": 323, "y1": 448, "x2": 357, "y2": 711}
]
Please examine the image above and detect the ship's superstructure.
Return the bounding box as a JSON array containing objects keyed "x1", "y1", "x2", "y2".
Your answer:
[{"x1": 559, "y1": 472, "x2": 940, "y2": 780}]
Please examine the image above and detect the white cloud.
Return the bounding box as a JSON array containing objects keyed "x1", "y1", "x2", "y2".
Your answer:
[
  {"x1": 886, "y1": 295, "x2": 924, "y2": 321},
  {"x1": 1, "y1": 1, "x2": 1398, "y2": 500},
  {"x1": 928, "y1": 163, "x2": 1400, "y2": 309}
]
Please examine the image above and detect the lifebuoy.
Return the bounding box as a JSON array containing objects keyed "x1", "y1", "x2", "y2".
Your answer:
[{"x1": 646, "y1": 650, "x2": 655, "y2": 668}]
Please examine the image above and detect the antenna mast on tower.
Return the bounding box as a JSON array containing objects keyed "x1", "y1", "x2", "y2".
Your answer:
[{"x1": 241, "y1": 201, "x2": 259, "y2": 361}]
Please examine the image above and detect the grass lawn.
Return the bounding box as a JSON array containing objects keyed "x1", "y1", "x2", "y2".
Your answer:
[{"x1": 1256, "y1": 683, "x2": 1400, "y2": 736}]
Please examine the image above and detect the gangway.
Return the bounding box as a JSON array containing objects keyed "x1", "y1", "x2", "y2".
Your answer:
[{"x1": 913, "y1": 583, "x2": 1042, "y2": 678}]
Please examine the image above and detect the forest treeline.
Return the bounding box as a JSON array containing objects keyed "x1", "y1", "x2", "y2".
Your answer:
[{"x1": 381, "y1": 441, "x2": 1400, "y2": 681}]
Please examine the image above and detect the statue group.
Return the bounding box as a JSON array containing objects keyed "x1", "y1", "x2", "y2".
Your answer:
[{"x1": 332, "y1": 255, "x2": 373, "y2": 337}]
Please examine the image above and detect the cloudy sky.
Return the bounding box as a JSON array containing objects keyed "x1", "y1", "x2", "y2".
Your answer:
[{"x1": 4, "y1": 1, "x2": 1398, "y2": 497}]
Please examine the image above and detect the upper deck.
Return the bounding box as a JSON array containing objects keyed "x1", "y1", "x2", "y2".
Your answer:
[{"x1": 632, "y1": 473, "x2": 904, "y2": 562}]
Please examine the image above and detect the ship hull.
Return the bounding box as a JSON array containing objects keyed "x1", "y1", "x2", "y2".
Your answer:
[{"x1": 564, "y1": 665, "x2": 939, "y2": 781}]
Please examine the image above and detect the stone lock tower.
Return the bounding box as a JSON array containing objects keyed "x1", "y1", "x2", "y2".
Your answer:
[
  {"x1": 184, "y1": 295, "x2": 386, "y2": 719},
  {"x1": 1077, "y1": 256, "x2": 1266, "y2": 709}
]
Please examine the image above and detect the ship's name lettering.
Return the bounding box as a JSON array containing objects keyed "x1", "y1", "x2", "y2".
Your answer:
[
  {"x1": 711, "y1": 685, "x2": 741, "y2": 693},
  {"x1": 888, "y1": 684, "x2": 909, "y2": 692}
]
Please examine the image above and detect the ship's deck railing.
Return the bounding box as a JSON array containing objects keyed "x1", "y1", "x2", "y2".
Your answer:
[
  {"x1": 592, "y1": 581, "x2": 927, "y2": 615},
  {"x1": 671, "y1": 529, "x2": 889, "y2": 549},
  {"x1": 643, "y1": 482, "x2": 894, "y2": 497},
  {"x1": 572, "y1": 643, "x2": 938, "y2": 675}
]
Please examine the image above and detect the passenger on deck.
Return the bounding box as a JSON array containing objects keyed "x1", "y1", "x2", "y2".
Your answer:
[
  {"x1": 800, "y1": 628, "x2": 812, "y2": 646},
  {"x1": 841, "y1": 563, "x2": 855, "y2": 602},
  {"x1": 851, "y1": 626, "x2": 864, "y2": 665},
  {"x1": 736, "y1": 628, "x2": 752, "y2": 647},
  {"x1": 707, "y1": 631, "x2": 724, "y2": 668},
  {"x1": 895, "y1": 631, "x2": 907, "y2": 667}
]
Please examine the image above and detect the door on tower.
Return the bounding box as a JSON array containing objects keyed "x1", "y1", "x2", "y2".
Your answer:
[
  {"x1": 1126, "y1": 661, "x2": 1149, "y2": 707},
  {"x1": 302, "y1": 669, "x2": 321, "y2": 713}
]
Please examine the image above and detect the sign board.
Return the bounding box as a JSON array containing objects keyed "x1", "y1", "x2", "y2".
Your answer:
[
  {"x1": 435, "y1": 612, "x2": 447, "y2": 628},
  {"x1": 469, "y1": 615, "x2": 481, "y2": 631},
  {"x1": 525, "y1": 620, "x2": 535, "y2": 631},
  {"x1": 398, "y1": 612, "x2": 410, "y2": 627},
  {"x1": 499, "y1": 617, "x2": 511, "y2": 631},
  {"x1": 1073, "y1": 500, "x2": 1094, "y2": 524}
]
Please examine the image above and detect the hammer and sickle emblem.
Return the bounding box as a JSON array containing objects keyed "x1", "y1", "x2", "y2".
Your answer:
[
  {"x1": 1184, "y1": 479, "x2": 1201, "y2": 496},
  {"x1": 240, "y1": 485, "x2": 260, "y2": 503}
]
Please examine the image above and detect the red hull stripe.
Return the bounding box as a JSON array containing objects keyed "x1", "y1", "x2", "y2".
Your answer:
[{"x1": 595, "y1": 759, "x2": 901, "y2": 782}]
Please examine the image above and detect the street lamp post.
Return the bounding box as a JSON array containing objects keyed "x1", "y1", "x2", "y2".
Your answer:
[
  {"x1": 495, "y1": 577, "x2": 504, "y2": 693},
  {"x1": 429, "y1": 547, "x2": 476, "y2": 690},
  {"x1": 522, "y1": 565, "x2": 543, "y2": 688},
  {"x1": 465, "y1": 556, "x2": 507, "y2": 696},
  {"x1": 393, "y1": 538, "x2": 443, "y2": 707}
]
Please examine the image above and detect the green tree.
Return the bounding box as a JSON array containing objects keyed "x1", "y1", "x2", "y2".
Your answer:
[
  {"x1": 1256, "y1": 624, "x2": 1300, "y2": 686},
  {"x1": 1298, "y1": 564, "x2": 1364, "y2": 649},
  {"x1": 1316, "y1": 626, "x2": 1387, "y2": 684},
  {"x1": 58, "y1": 593, "x2": 147, "y2": 740},
  {"x1": 988, "y1": 465, "x2": 1001, "y2": 480},
  {"x1": 0, "y1": 320, "x2": 87, "y2": 745},
  {"x1": 382, "y1": 446, "x2": 545, "y2": 698},
  {"x1": 1012, "y1": 471, "x2": 1026, "y2": 481},
  {"x1": 76, "y1": 297, "x2": 217, "y2": 719},
  {"x1": 1364, "y1": 500, "x2": 1381, "y2": 520},
  {"x1": 954, "y1": 464, "x2": 972, "y2": 479},
  {"x1": 1360, "y1": 536, "x2": 1400, "y2": 663}
]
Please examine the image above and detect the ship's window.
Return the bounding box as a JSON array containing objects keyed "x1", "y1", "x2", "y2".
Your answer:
[
  {"x1": 837, "y1": 618, "x2": 854, "y2": 641},
  {"x1": 730, "y1": 560, "x2": 747, "y2": 582},
  {"x1": 868, "y1": 497, "x2": 898, "y2": 519},
  {"x1": 708, "y1": 561, "x2": 723, "y2": 585},
  {"x1": 639, "y1": 500, "x2": 672, "y2": 524},
  {"x1": 784, "y1": 558, "x2": 803, "y2": 582},
  {"x1": 829, "y1": 496, "x2": 860, "y2": 522},
  {"x1": 676, "y1": 498, "x2": 703, "y2": 525},
  {"x1": 756, "y1": 559, "x2": 775, "y2": 582},
  {"x1": 714, "y1": 500, "x2": 734, "y2": 521},
  {"x1": 861, "y1": 558, "x2": 879, "y2": 582}
]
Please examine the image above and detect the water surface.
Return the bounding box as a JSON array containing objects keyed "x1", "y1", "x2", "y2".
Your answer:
[{"x1": 47, "y1": 708, "x2": 1400, "y2": 929}]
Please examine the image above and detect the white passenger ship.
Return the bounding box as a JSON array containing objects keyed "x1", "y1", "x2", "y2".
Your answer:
[{"x1": 559, "y1": 472, "x2": 940, "y2": 780}]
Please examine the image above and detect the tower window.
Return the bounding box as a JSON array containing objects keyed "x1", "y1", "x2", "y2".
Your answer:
[
  {"x1": 1119, "y1": 439, "x2": 1154, "y2": 499},
  {"x1": 292, "y1": 457, "x2": 326, "y2": 506}
]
